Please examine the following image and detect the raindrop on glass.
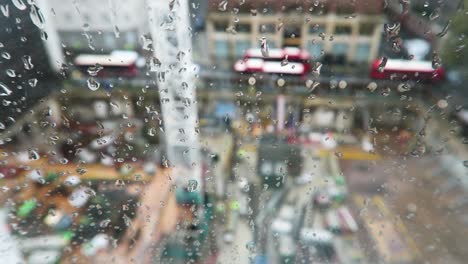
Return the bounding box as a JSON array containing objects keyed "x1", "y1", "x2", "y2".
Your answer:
[
  {"x1": 187, "y1": 179, "x2": 198, "y2": 192},
  {"x1": 6, "y1": 69, "x2": 15, "y2": 77},
  {"x1": 28, "y1": 149, "x2": 39, "y2": 160},
  {"x1": 437, "y1": 99, "x2": 448, "y2": 109},
  {"x1": 29, "y1": 4, "x2": 46, "y2": 30},
  {"x1": 12, "y1": 0, "x2": 27, "y2": 11},
  {"x1": 87, "y1": 77, "x2": 100, "y2": 91},
  {"x1": 0, "y1": 5, "x2": 9, "y2": 17},
  {"x1": 0, "y1": 82, "x2": 12, "y2": 96},
  {"x1": 1, "y1": 52, "x2": 11, "y2": 60},
  {"x1": 87, "y1": 63, "x2": 103, "y2": 76},
  {"x1": 22, "y1": 55, "x2": 34, "y2": 70},
  {"x1": 260, "y1": 37, "x2": 269, "y2": 57},
  {"x1": 218, "y1": 0, "x2": 227, "y2": 11},
  {"x1": 28, "y1": 78, "x2": 38, "y2": 87}
]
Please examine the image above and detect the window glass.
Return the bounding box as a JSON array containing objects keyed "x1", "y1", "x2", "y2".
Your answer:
[
  {"x1": 235, "y1": 40, "x2": 251, "y2": 57},
  {"x1": 236, "y1": 23, "x2": 252, "y2": 33},
  {"x1": 360, "y1": 23, "x2": 375, "y2": 36},
  {"x1": 0, "y1": 1, "x2": 465, "y2": 264},
  {"x1": 215, "y1": 40, "x2": 229, "y2": 57},
  {"x1": 355, "y1": 43, "x2": 371, "y2": 61},
  {"x1": 309, "y1": 24, "x2": 325, "y2": 34},
  {"x1": 335, "y1": 25, "x2": 352, "y2": 35},
  {"x1": 332, "y1": 42, "x2": 349, "y2": 55},
  {"x1": 259, "y1": 24, "x2": 276, "y2": 34},
  {"x1": 307, "y1": 41, "x2": 324, "y2": 58},
  {"x1": 214, "y1": 21, "x2": 228, "y2": 32}
]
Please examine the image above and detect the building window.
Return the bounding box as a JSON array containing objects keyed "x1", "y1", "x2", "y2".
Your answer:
[
  {"x1": 334, "y1": 25, "x2": 352, "y2": 35},
  {"x1": 332, "y1": 42, "x2": 349, "y2": 56},
  {"x1": 309, "y1": 4, "x2": 327, "y2": 15},
  {"x1": 308, "y1": 24, "x2": 325, "y2": 34},
  {"x1": 360, "y1": 23, "x2": 374, "y2": 36},
  {"x1": 124, "y1": 31, "x2": 137, "y2": 49},
  {"x1": 214, "y1": 21, "x2": 228, "y2": 32},
  {"x1": 214, "y1": 40, "x2": 229, "y2": 58},
  {"x1": 307, "y1": 41, "x2": 323, "y2": 59},
  {"x1": 104, "y1": 32, "x2": 116, "y2": 49},
  {"x1": 336, "y1": 5, "x2": 354, "y2": 15},
  {"x1": 235, "y1": 40, "x2": 250, "y2": 57},
  {"x1": 355, "y1": 43, "x2": 370, "y2": 62},
  {"x1": 236, "y1": 23, "x2": 251, "y2": 33},
  {"x1": 259, "y1": 24, "x2": 276, "y2": 34}
]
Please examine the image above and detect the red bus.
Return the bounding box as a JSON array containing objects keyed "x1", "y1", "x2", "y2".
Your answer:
[
  {"x1": 74, "y1": 50, "x2": 140, "y2": 78},
  {"x1": 234, "y1": 47, "x2": 311, "y2": 77},
  {"x1": 370, "y1": 58, "x2": 445, "y2": 82}
]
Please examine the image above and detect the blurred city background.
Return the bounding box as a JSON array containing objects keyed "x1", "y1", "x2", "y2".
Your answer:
[{"x1": 0, "y1": 0, "x2": 467, "y2": 263}]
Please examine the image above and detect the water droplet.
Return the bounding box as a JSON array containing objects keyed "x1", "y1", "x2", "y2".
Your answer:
[
  {"x1": 277, "y1": 22, "x2": 283, "y2": 31},
  {"x1": 248, "y1": 77, "x2": 256, "y2": 85},
  {"x1": 87, "y1": 77, "x2": 100, "y2": 91},
  {"x1": 148, "y1": 57, "x2": 161, "y2": 72},
  {"x1": 311, "y1": 62, "x2": 322, "y2": 76},
  {"x1": 12, "y1": 0, "x2": 26, "y2": 11},
  {"x1": 28, "y1": 78, "x2": 38, "y2": 87},
  {"x1": 123, "y1": 214, "x2": 132, "y2": 227},
  {"x1": 432, "y1": 52, "x2": 442, "y2": 69},
  {"x1": 397, "y1": 82, "x2": 411, "y2": 92},
  {"x1": 436, "y1": 20, "x2": 450, "y2": 38},
  {"x1": 437, "y1": 99, "x2": 448, "y2": 109},
  {"x1": 87, "y1": 63, "x2": 103, "y2": 76},
  {"x1": 367, "y1": 82, "x2": 378, "y2": 92},
  {"x1": 226, "y1": 26, "x2": 237, "y2": 35},
  {"x1": 29, "y1": 4, "x2": 46, "y2": 30},
  {"x1": 100, "y1": 219, "x2": 111, "y2": 228},
  {"x1": 1, "y1": 52, "x2": 10, "y2": 60},
  {"x1": 384, "y1": 23, "x2": 400, "y2": 38},
  {"x1": 260, "y1": 37, "x2": 269, "y2": 57},
  {"x1": 277, "y1": 78, "x2": 285, "y2": 87},
  {"x1": 113, "y1": 25, "x2": 120, "y2": 38},
  {"x1": 22, "y1": 55, "x2": 33, "y2": 70},
  {"x1": 246, "y1": 241, "x2": 256, "y2": 252},
  {"x1": 28, "y1": 149, "x2": 39, "y2": 160},
  {"x1": 378, "y1": 57, "x2": 388, "y2": 72},
  {"x1": 187, "y1": 179, "x2": 198, "y2": 192},
  {"x1": 147, "y1": 127, "x2": 156, "y2": 136},
  {"x1": 6, "y1": 69, "x2": 15, "y2": 77},
  {"x1": 109, "y1": 101, "x2": 119, "y2": 109},
  {"x1": 1, "y1": 5, "x2": 9, "y2": 18},
  {"x1": 429, "y1": 9, "x2": 440, "y2": 21},
  {"x1": 115, "y1": 179, "x2": 125, "y2": 188},
  {"x1": 141, "y1": 35, "x2": 153, "y2": 50},
  {"x1": 281, "y1": 55, "x2": 289, "y2": 66},
  {"x1": 0, "y1": 82, "x2": 12, "y2": 96},
  {"x1": 218, "y1": 0, "x2": 228, "y2": 11},
  {"x1": 338, "y1": 80, "x2": 347, "y2": 89},
  {"x1": 40, "y1": 30, "x2": 48, "y2": 40}
]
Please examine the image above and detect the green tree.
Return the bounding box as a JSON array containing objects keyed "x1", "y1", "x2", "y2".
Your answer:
[{"x1": 442, "y1": 0, "x2": 468, "y2": 68}]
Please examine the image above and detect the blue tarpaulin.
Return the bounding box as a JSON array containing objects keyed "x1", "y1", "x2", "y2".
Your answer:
[{"x1": 215, "y1": 103, "x2": 237, "y2": 118}]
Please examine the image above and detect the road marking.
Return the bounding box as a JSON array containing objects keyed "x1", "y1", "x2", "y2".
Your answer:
[
  {"x1": 318, "y1": 147, "x2": 381, "y2": 160},
  {"x1": 372, "y1": 196, "x2": 422, "y2": 260}
]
